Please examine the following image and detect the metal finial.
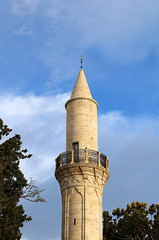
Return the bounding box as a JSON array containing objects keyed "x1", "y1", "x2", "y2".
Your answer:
[{"x1": 80, "y1": 55, "x2": 84, "y2": 69}]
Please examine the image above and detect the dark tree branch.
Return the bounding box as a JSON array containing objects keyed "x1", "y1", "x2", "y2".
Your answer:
[{"x1": 22, "y1": 178, "x2": 46, "y2": 203}]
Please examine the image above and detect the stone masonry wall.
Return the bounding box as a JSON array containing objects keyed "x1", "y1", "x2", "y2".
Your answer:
[
  {"x1": 55, "y1": 163, "x2": 109, "y2": 240},
  {"x1": 66, "y1": 98, "x2": 98, "y2": 151}
]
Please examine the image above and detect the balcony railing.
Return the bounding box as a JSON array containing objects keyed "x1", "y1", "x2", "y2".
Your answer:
[{"x1": 55, "y1": 149, "x2": 109, "y2": 169}]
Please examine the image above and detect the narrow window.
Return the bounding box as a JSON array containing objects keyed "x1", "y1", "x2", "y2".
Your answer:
[
  {"x1": 74, "y1": 218, "x2": 76, "y2": 226},
  {"x1": 72, "y1": 142, "x2": 79, "y2": 150},
  {"x1": 72, "y1": 142, "x2": 79, "y2": 163}
]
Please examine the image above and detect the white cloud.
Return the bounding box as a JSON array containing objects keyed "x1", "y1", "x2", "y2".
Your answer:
[
  {"x1": 98, "y1": 112, "x2": 159, "y2": 209},
  {"x1": 9, "y1": 0, "x2": 159, "y2": 65},
  {"x1": 1, "y1": 93, "x2": 159, "y2": 194},
  {"x1": 10, "y1": 0, "x2": 39, "y2": 15},
  {"x1": 13, "y1": 26, "x2": 32, "y2": 35},
  {"x1": 99, "y1": 111, "x2": 159, "y2": 153},
  {"x1": 7, "y1": 0, "x2": 159, "y2": 88},
  {"x1": 63, "y1": 0, "x2": 159, "y2": 63},
  {"x1": 0, "y1": 93, "x2": 70, "y2": 182}
]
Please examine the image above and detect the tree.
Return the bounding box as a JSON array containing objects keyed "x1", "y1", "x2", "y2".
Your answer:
[
  {"x1": 0, "y1": 119, "x2": 45, "y2": 240},
  {"x1": 103, "y1": 201, "x2": 159, "y2": 240}
]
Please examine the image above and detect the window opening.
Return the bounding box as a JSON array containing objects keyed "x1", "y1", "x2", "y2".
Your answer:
[
  {"x1": 72, "y1": 142, "x2": 79, "y2": 163},
  {"x1": 72, "y1": 142, "x2": 79, "y2": 150},
  {"x1": 74, "y1": 218, "x2": 76, "y2": 226}
]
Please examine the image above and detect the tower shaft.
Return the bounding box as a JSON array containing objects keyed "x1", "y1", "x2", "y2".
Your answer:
[
  {"x1": 56, "y1": 162, "x2": 109, "y2": 240},
  {"x1": 66, "y1": 98, "x2": 98, "y2": 151},
  {"x1": 55, "y1": 69, "x2": 109, "y2": 240}
]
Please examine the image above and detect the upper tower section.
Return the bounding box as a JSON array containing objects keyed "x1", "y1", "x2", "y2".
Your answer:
[{"x1": 65, "y1": 69, "x2": 98, "y2": 151}]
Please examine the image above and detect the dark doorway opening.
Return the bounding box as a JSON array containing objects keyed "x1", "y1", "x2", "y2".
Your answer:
[{"x1": 72, "y1": 142, "x2": 79, "y2": 163}]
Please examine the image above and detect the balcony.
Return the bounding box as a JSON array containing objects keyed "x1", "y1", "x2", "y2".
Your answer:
[{"x1": 55, "y1": 149, "x2": 109, "y2": 169}]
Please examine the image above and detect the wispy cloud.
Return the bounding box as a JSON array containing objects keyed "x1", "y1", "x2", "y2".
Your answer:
[
  {"x1": 1, "y1": 93, "x2": 159, "y2": 192},
  {"x1": 13, "y1": 25, "x2": 32, "y2": 35},
  {"x1": 99, "y1": 111, "x2": 159, "y2": 209},
  {"x1": 0, "y1": 93, "x2": 70, "y2": 182},
  {"x1": 10, "y1": 0, "x2": 39, "y2": 15},
  {"x1": 9, "y1": 0, "x2": 159, "y2": 65}
]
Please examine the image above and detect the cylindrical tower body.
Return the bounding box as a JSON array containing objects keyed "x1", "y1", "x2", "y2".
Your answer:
[
  {"x1": 66, "y1": 98, "x2": 98, "y2": 151},
  {"x1": 55, "y1": 69, "x2": 109, "y2": 240}
]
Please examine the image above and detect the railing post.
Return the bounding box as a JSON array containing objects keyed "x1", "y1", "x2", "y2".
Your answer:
[
  {"x1": 60, "y1": 153, "x2": 63, "y2": 167},
  {"x1": 98, "y1": 152, "x2": 101, "y2": 166},
  {"x1": 85, "y1": 148, "x2": 88, "y2": 163},
  {"x1": 71, "y1": 150, "x2": 74, "y2": 164},
  {"x1": 106, "y1": 156, "x2": 108, "y2": 168}
]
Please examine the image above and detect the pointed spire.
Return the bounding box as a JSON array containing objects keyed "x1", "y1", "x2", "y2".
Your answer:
[{"x1": 71, "y1": 69, "x2": 92, "y2": 99}]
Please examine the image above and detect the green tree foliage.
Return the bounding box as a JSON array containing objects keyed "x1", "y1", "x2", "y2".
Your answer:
[
  {"x1": 103, "y1": 201, "x2": 159, "y2": 240},
  {"x1": 0, "y1": 119, "x2": 45, "y2": 240}
]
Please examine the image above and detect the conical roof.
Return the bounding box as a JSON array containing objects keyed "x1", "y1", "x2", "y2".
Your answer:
[{"x1": 71, "y1": 69, "x2": 92, "y2": 99}]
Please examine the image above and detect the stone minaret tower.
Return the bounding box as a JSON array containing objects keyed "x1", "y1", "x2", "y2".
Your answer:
[{"x1": 55, "y1": 68, "x2": 110, "y2": 240}]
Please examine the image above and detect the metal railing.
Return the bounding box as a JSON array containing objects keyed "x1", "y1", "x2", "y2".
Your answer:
[{"x1": 55, "y1": 149, "x2": 109, "y2": 169}]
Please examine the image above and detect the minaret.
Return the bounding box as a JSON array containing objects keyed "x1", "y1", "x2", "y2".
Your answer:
[{"x1": 55, "y1": 66, "x2": 110, "y2": 240}]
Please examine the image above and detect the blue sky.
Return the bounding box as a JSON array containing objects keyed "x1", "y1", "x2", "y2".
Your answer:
[{"x1": 0, "y1": 0, "x2": 159, "y2": 239}]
